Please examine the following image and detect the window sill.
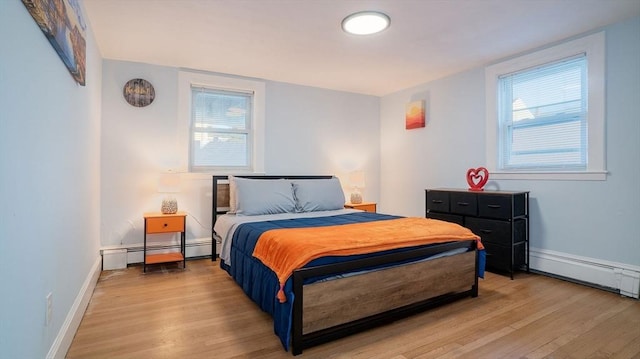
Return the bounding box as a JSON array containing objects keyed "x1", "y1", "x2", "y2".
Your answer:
[{"x1": 489, "y1": 170, "x2": 608, "y2": 181}]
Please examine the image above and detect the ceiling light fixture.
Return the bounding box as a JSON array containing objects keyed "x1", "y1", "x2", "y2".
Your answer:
[{"x1": 342, "y1": 11, "x2": 390, "y2": 35}]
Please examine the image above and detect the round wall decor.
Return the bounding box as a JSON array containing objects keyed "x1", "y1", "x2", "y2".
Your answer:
[{"x1": 123, "y1": 78, "x2": 155, "y2": 107}]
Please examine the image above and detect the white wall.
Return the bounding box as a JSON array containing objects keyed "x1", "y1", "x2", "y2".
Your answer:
[
  {"x1": 380, "y1": 17, "x2": 640, "y2": 272},
  {"x1": 0, "y1": 2, "x2": 102, "y2": 358},
  {"x1": 100, "y1": 60, "x2": 380, "y2": 250},
  {"x1": 264, "y1": 81, "x2": 381, "y2": 194},
  {"x1": 100, "y1": 61, "x2": 182, "y2": 249}
]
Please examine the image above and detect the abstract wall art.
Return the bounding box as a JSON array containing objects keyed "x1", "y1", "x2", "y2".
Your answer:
[
  {"x1": 22, "y1": 0, "x2": 87, "y2": 86},
  {"x1": 405, "y1": 100, "x2": 425, "y2": 129}
]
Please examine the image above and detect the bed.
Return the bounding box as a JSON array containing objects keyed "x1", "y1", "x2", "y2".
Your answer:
[{"x1": 211, "y1": 175, "x2": 484, "y2": 355}]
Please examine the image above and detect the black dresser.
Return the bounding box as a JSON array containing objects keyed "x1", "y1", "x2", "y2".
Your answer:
[{"x1": 425, "y1": 188, "x2": 529, "y2": 279}]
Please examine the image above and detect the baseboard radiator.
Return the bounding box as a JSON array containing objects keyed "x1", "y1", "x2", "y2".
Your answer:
[
  {"x1": 101, "y1": 237, "x2": 217, "y2": 270},
  {"x1": 530, "y1": 247, "x2": 640, "y2": 299}
]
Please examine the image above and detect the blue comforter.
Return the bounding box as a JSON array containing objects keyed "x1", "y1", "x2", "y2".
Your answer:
[{"x1": 220, "y1": 212, "x2": 484, "y2": 350}]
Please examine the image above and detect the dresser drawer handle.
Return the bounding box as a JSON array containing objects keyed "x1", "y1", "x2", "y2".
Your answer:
[
  {"x1": 487, "y1": 204, "x2": 501, "y2": 209},
  {"x1": 481, "y1": 229, "x2": 493, "y2": 234},
  {"x1": 457, "y1": 202, "x2": 469, "y2": 206},
  {"x1": 163, "y1": 223, "x2": 168, "y2": 227},
  {"x1": 432, "y1": 200, "x2": 443, "y2": 204}
]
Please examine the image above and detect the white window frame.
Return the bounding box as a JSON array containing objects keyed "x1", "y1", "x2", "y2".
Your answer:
[
  {"x1": 485, "y1": 32, "x2": 606, "y2": 181},
  {"x1": 177, "y1": 71, "x2": 265, "y2": 176}
]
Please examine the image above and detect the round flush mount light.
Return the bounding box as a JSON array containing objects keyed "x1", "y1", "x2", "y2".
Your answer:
[{"x1": 341, "y1": 11, "x2": 390, "y2": 35}]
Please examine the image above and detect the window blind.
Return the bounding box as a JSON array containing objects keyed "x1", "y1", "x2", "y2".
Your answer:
[
  {"x1": 498, "y1": 54, "x2": 587, "y2": 170},
  {"x1": 190, "y1": 87, "x2": 253, "y2": 170}
]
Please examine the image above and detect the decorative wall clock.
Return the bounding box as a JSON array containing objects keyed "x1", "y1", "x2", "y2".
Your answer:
[{"x1": 123, "y1": 78, "x2": 155, "y2": 107}]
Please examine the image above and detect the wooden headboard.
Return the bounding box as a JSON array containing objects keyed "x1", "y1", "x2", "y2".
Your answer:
[{"x1": 211, "y1": 175, "x2": 333, "y2": 260}]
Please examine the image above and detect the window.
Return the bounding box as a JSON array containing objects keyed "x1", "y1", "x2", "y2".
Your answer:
[
  {"x1": 190, "y1": 87, "x2": 253, "y2": 171},
  {"x1": 498, "y1": 55, "x2": 587, "y2": 170},
  {"x1": 486, "y1": 32, "x2": 606, "y2": 180},
  {"x1": 177, "y1": 71, "x2": 265, "y2": 175}
]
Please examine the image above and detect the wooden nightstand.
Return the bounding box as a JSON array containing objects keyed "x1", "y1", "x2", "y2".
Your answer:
[
  {"x1": 143, "y1": 212, "x2": 187, "y2": 273},
  {"x1": 344, "y1": 202, "x2": 377, "y2": 213}
]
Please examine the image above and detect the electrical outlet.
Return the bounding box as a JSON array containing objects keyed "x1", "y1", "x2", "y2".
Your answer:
[{"x1": 45, "y1": 292, "x2": 52, "y2": 326}]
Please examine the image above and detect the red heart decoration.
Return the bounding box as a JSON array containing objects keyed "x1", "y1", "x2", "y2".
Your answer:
[{"x1": 466, "y1": 167, "x2": 489, "y2": 191}]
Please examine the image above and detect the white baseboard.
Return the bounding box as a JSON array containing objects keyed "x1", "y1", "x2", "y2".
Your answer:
[
  {"x1": 530, "y1": 247, "x2": 640, "y2": 299},
  {"x1": 101, "y1": 237, "x2": 216, "y2": 269},
  {"x1": 47, "y1": 255, "x2": 102, "y2": 359}
]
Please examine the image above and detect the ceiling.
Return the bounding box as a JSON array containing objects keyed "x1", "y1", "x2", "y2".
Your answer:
[{"x1": 83, "y1": 0, "x2": 640, "y2": 96}]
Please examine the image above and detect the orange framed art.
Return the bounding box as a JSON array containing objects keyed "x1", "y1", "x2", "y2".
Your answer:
[{"x1": 405, "y1": 100, "x2": 425, "y2": 129}]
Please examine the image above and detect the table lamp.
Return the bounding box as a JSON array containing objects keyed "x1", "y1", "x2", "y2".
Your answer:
[
  {"x1": 348, "y1": 171, "x2": 365, "y2": 204},
  {"x1": 158, "y1": 171, "x2": 181, "y2": 214}
]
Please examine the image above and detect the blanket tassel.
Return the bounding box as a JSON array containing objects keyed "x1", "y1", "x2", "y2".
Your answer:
[{"x1": 277, "y1": 283, "x2": 287, "y2": 303}]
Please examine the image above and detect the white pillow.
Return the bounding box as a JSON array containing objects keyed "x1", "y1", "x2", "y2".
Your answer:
[
  {"x1": 233, "y1": 177, "x2": 296, "y2": 216},
  {"x1": 293, "y1": 177, "x2": 346, "y2": 212}
]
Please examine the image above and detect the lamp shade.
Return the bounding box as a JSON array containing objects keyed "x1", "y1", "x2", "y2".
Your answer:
[
  {"x1": 348, "y1": 171, "x2": 366, "y2": 189},
  {"x1": 158, "y1": 172, "x2": 181, "y2": 193}
]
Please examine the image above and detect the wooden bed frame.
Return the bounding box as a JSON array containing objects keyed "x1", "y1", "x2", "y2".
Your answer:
[{"x1": 211, "y1": 175, "x2": 479, "y2": 355}]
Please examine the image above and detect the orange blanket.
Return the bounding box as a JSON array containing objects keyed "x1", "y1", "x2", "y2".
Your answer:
[{"x1": 252, "y1": 217, "x2": 482, "y2": 303}]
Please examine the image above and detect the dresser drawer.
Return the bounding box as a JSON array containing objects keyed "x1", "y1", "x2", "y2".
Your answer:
[
  {"x1": 427, "y1": 212, "x2": 464, "y2": 225},
  {"x1": 426, "y1": 190, "x2": 450, "y2": 213},
  {"x1": 146, "y1": 216, "x2": 185, "y2": 234},
  {"x1": 478, "y1": 193, "x2": 528, "y2": 219},
  {"x1": 465, "y1": 217, "x2": 511, "y2": 246},
  {"x1": 478, "y1": 195, "x2": 513, "y2": 219},
  {"x1": 484, "y1": 242, "x2": 526, "y2": 272},
  {"x1": 450, "y1": 192, "x2": 477, "y2": 216}
]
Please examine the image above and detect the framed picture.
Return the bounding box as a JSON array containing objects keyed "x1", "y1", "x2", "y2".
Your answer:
[
  {"x1": 22, "y1": 0, "x2": 87, "y2": 86},
  {"x1": 406, "y1": 100, "x2": 426, "y2": 129}
]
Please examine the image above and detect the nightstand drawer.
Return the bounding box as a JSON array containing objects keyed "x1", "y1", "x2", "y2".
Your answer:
[
  {"x1": 344, "y1": 202, "x2": 376, "y2": 213},
  {"x1": 465, "y1": 217, "x2": 511, "y2": 246},
  {"x1": 450, "y1": 192, "x2": 477, "y2": 216},
  {"x1": 146, "y1": 216, "x2": 184, "y2": 234},
  {"x1": 426, "y1": 190, "x2": 450, "y2": 213},
  {"x1": 355, "y1": 203, "x2": 376, "y2": 213}
]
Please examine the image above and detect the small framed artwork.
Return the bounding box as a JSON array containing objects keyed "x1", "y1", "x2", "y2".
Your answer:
[
  {"x1": 405, "y1": 100, "x2": 426, "y2": 129},
  {"x1": 22, "y1": 0, "x2": 87, "y2": 86}
]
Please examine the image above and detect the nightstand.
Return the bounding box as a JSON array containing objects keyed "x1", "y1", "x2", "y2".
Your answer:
[
  {"x1": 344, "y1": 202, "x2": 377, "y2": 213},
  {"x1": 143, "y1": 212, "x2": 187, "y2": 273}
]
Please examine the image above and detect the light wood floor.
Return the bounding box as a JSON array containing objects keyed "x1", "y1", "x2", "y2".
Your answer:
[{"x1": 67, "y1": 259, "x2": 640, "y2": 359}]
